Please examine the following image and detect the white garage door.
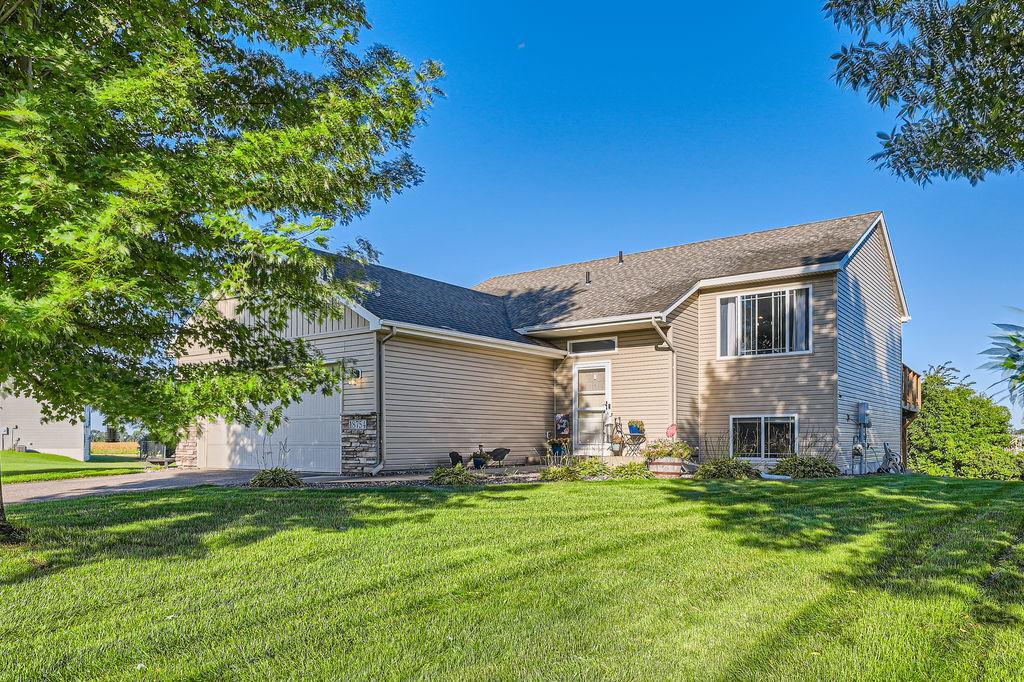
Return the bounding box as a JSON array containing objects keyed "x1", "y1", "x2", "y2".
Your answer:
[{"x1": 202, "y1": 389, "x2": 342, "y2": 473}]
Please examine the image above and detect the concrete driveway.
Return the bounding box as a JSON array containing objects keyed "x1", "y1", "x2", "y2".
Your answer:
[{"x1": 3, "y1": 469, "x2": 256, "y2": 504}]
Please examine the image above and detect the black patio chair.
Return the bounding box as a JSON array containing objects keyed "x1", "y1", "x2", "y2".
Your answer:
[
  {"x1": 449, "y1": 451, "x2": 463, "y2": 466},
  {"x1": 488, "y1": 448, "x2": 510, "y2": 466}
]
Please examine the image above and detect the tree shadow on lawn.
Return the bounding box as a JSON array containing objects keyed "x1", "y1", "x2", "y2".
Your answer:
[
  {"x1": 663, "y1": 475, "x2": 1024, "y2": 673},
  {"x1": 0, "y1": 484, "x2": 538, "y2": 587}
]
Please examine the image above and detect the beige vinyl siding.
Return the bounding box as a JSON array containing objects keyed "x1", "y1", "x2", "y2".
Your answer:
[
  {"x1": 668, "y1": 295, "x2": 699, "y2": 446},
  {"x1": 698, "y1": 273, "x2": 839, "y2": 460},
  {"x1": 552, "y1": 328, "x2": 673, "y2": 446},
  {"x1": 0, "y1": 395, "x2": 88, "y2": 459},
  {"x1": 837, "y1": 227, "x2": 903, "y2": 471},
  {"x1": 180, "y1": 298, "x2": 371, "y2": 363},
  {"x1": 185, "y1": 301, "x2": 378, "y2": 472},
  {"x1": 383, "y1": 335, "x2": 554, "y2": 470}
]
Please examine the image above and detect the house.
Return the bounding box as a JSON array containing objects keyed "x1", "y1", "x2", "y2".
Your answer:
[
  {"x1": 177, "y1": 211, "x2": 912, "y2": 475},
  {"x1": 0, "y1": 394, "x2": 92, "y2": 459}
]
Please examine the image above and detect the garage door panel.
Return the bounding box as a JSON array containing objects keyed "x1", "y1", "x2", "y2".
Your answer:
[{"x1": 201, "y1": 390, "x2": 342, "y2": 473}]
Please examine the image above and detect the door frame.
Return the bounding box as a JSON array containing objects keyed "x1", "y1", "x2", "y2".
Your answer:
[{"x1": 572, "y1": 360, "x2": 612, "y2": 456}]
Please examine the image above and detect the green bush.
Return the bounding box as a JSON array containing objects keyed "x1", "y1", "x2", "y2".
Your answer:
[
  {"x1": 428, "y1": 464, "x2": 480, "y2": 486},
  {"x1": 249, "y1": 467, "x2": 304, "y2": 488},
  {"x1": 540, "y1": 465, "x2": 582, "y2": 482},
  {"x1": 769, "y1": 456, "x2": 841, "y2": 479},
  {"x1": 643, "y1": 439, "x2": 694, "y2": 461},
  {"x1": 575, "y1": 458, "x2": 612, "y2": 479},
  {"x1": 908, "y1": 363, "x2": 1018, "y2": 479},
  {"x1": 947, "y1": 444, "x2": 1023, "y2": 481},
  {"x1": 610, "y1": 461, "x2": 655, "y2": 480},
  {"x1": 694, "y1": 458, "x2": 761, "y2": 480}
]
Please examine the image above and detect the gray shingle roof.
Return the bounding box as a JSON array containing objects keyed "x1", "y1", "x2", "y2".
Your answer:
[
  {"x1": 335, "y1": 261, "x2": 550, "y2": 346},
  {"x1": 333, "y1": 212, "x2": 879, "y2": 345},
  {"x1": 473, "y1": 212, "x2": 880, "y2": 329}
]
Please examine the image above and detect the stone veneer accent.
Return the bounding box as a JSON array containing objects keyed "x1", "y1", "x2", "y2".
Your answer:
[
  {"x1": 176, "y1": 425, "x2": 200, "y2": 469},
  {"x1": 342, "y1": 412, "x2": 378, "y2": 474}
]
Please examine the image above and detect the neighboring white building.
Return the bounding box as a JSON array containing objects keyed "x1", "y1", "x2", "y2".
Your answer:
[{"x1": 0, "y1": 395, "x2": 91, "y2": 460}]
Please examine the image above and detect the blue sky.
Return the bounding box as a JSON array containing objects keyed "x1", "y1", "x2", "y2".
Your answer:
[{"x1": 326, "y1": 1, "x2": 1022, "y2": 423}]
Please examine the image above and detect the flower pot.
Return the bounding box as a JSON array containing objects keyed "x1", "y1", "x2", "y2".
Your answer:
[
  {"x1": 647, "y1": 457, "x2": 683, "y2": 478},
  {"x1": 471, "y1": 457, "x2": 486, "y2": 470},
  {"x1": 629, "y1": 425, "x2": 642, "y2": 435}
]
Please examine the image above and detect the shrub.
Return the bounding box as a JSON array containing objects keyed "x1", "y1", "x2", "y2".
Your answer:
[
  {"x1": 575, "y1": 458, "x2": 612, "y2": 479},
  {"x1": 610, "y1": 461, "x2": 655, "y2": 480},
  {"x1": 249, "y1": 467, "x2": 303, "y2": 488},
  {"x1": 907, "y1": 363, "x2": 1016, "y2": 479},
  {"x1": 540, "y1": 465, "x2": 582, "y2": 482},
  {"x1": 694, "y1": 458, "x2": 761, "y2": 480},
  {"x1": 428, "y1": 464, "x2": 480, "y2": 486},
  {"x1": 951, "y1": 444, "x2": 1023, "y2": 481},
  {"x1": 643, "y1": 439, "x2": 694, "y2": 461},
  {"x1": 769, "y1": 456, "x2": 841, "y2": 479}
]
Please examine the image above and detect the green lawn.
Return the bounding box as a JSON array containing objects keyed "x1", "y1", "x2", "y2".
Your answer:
[
  {"x1": 2, "y1": 476, "x2": 1023, "y2": 680},
  {"x1": 0, "y1": 450, "x2": 145, "y2": 484}
]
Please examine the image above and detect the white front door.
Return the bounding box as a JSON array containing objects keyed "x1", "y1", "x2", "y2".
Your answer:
[{"x1": 573, "y1": 362, "x2": 611, "y2": 456}]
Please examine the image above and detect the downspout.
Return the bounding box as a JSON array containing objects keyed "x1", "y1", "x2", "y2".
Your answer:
[
  {"x1": 371, "y1": 325, "x2": 397, "y2": 475},
  {"x1": 651, "y1": 318, "x2": 676, "y2": 439}
]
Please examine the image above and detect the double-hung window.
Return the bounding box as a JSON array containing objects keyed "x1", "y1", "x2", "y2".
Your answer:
[
  {"x1": 731, "y1": 416, "x2": 797, "y2": 458},
  {"x1": 719, "y1": 286, "x2": 810, "y2": 357}
]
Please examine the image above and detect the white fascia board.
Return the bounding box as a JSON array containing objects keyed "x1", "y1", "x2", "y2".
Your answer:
[
  {"x1": 340, "y1": 298, "x2": 383, "y2": 331},
  {"x1": 515, "y1": 311, "x2": 666, "y2": 335},
  {"x1": 838, "y1": 213, "x2": 911, "y2": 322},
  {"x1": 381, "y1": 320, "x2": 567, "y2": 359},
  {"x1": 660, "y1": 262, "x2": 844, "y2": 318}
]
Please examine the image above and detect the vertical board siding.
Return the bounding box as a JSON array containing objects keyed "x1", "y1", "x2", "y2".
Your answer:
[
  {"x1": 697, "y1": 274, "x2": 839, "y2": 460},
  {"x1": 552, "y1": 328, "x2": 673, "y2": 446},
  {"x1": 383, "y1": 335, "x2": 554, "y2": 470},
  {"x1": 837, "y1": 227, "x2": 904, "y2": 471},
  {"x1": 180, "y1": 298, "x2": 371, "y2": 362},
  {"x1": 668, "y1": 296, "x2": 700, "y2": 446},
  {"x1": 0, "y1": 395, "x2": 86, "y2": 459}
]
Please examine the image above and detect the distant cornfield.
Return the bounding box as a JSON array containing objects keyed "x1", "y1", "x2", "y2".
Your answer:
[{"x1": 90, "y1": 441, "x2": 140, "y2": 455}]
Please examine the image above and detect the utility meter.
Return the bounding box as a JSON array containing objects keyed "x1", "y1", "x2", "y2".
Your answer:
[{"x1": 856, "y1": 401, "x2": 872, "y2": 427}]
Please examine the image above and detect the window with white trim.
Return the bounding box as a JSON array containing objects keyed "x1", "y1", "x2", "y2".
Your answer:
[
  {"x1": 568, "y1": 337, "x2": 617, "y2": 355},
  {"x1": 731, "y1": 415, "x2": 797, "y2": 458},
  {"x1": 719, "y1": 286, "x2": 810, "y2": 357}
]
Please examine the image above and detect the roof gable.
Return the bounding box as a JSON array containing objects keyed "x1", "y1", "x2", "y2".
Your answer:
[{"x1": 474, "y1": 212, "x2": 881, "y2": 329}]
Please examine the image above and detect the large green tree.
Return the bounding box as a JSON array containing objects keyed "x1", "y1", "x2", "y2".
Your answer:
[
  {"x1": 826, "y1": 0, "x2": 1024, "y2": 185},
  {"x1": 0, "y1": 1, "x2": 441, "y2": 538},
  {"x1": 827, "y1": 1, "x2": 1024, "y2": 408},
  {"x1": 907, "y1": 363, "x2": 1019, "y2": 479}
]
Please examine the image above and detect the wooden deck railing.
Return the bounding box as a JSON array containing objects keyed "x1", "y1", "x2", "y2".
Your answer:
[{"x1": 902, "y1": 364, "x2": 922, "y2": 413}]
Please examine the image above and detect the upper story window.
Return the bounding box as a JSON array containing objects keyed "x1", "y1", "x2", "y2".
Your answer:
[
  {"x1": 568, "y1": 337, "x2": 617, "y2": 355},
  {"x1": 719, "y1": 286, "x2": 810, "y2": 358}
]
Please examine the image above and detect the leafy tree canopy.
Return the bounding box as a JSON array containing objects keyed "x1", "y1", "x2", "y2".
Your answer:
[
  {"x1": 0, "y1": 0, "x2": 443, "y2": 439},
  {"x1": 984, "y1": 317, "x2": 1024, "y2": 405},
  {"x1": 907, "y1": 363, "x2": 1019, "y2": 479},
  {"x1": 827, "y1": 0, "x2": 1024, "y2": 184}
]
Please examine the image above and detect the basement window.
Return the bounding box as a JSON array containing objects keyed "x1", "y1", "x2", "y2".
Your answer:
[
  {"x1": 730, "y1": 415, "x2": 798, "y2": 458},
  {"x1": 568, "y1": 337, "x2": 617, "y2": 355}
]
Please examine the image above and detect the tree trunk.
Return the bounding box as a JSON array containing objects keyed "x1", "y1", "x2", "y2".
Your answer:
[{"x1": 0, "y1": 454, "x2": 24, "y2": 543}]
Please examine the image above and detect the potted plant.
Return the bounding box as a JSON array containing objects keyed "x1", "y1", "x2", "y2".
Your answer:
[
  {"x1": 643, "y1": 439, "x2": 694, "y2": 478},
  {"x1": 628, "y1": 419, "x2": 645, "y2": 435},
  {"x1": 546, "y1": 437, "x2": 570, "y2": 457},
  {"x1": 471, "y1": 446, "x2": 490, "y2": 470},
  {"x1": 610, "y1": 432, "x2": 624, "y2": 455}
]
